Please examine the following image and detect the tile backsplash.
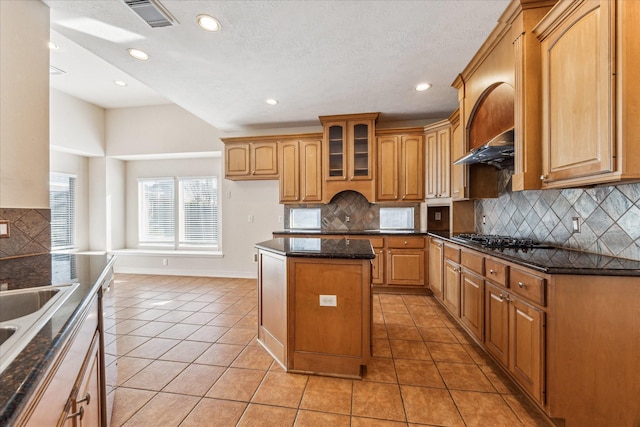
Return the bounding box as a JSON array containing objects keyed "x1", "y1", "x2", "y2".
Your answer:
[
  {"x1": 284, "y1": 191, "x2": 420, "y2": 231},
  {"x1": 476, "y1": 174, "x2": 640, "y2": 261},
  {"x1": 0, "y1": 208, "x2": 51, "y2": 259}
]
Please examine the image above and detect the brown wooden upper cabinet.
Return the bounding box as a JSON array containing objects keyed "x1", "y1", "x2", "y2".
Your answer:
[
  {"x1": 223, "y1": 140, "x2": 278, "y2": 180},
  {"x1": 376, "y1": 128, "x2": 425, "y2": 202},
  {"x1": 535, "y1": 0, "x2": 640, "y2": 188},
  {"x1": 279, "y1": 138, "x2": 323, "y2": 203},
  {"x1": 320, "y1": 113, "x2": 378, "y2": 202},
  {"x1": 425, "y1": 120, "x2": 451, "y2": 200}
]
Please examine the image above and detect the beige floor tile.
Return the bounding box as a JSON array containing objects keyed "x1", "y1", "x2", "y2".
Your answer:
[
  {"x1": 200, "y1": 302, "x2": 233, "y2": 313},
  {"x1": 122, "y1": 392, "x2": 199, "y2": 427},
  {"x1": 461, "y1": 342, "x2": 493, "y2": 365},
  {"x1": 156, "y1": 323, "x2": 202, "y2": 340},
  {"x1": 127, "y1": 337, "x2": 181, "y2": 359},
  {"x1": 294, "y1": 410, "x2": 351, "y2": 426},
  {"x1": 371, "y1": 322, "x2": 388, "y2": 339},
  {"x1": 400, "y1": 385, "x2": 464, "y2": 426},
  {"x1": 412, "y1": 315, "x2": 449, "y2": 328},
  {"x1": 231, "y1": 345, "x2": 275, "y2": 370},
  {"x1": 193, "y1": 293, "x2": 223, "y2": 302},
  {"x1": 206, "y1": 367, "x2": 266, "y2": 401},
  {"x1": 451, "y1": 390, "x2": 522, "y2": 427},
  {"x1": 351, "y1": 381, "x2": 406, "y2": 422},
  {"x1": 389, "y1": 339, "x2": 432, "y2": 360},
  {"x1": 116, "y1": 356, "x2": 153, "y2": 386},
  {"x1": 299, "y1": 376, "x2": 353, "y2": 414},
  {"x1": 363, "y1": 357, "x2": 397, "y2": 383},
  {"x1": 217, "y1": 327, "x2": 257, "y2": 345},
  {"x1": 208, "y1": 313, "x2": 243, "y2": 327},
  {"x1": 252, "y1": 371, "x2": 308, "y2": 408},
  {"x1": 187, "y1": 325, "x2": 229, "y2": 342},
  {"x1": 115, "y1": 319, "x2": 149, "y2": 334},
  {"x1": 379, "y1": 295, "x2": 405, "y2": 304},
  {"x1": 394, "y1": 359, "x2": 445, "y2": 388},
  {"x1": 109, "y1": 387, "x2": 156, "y2": 427},
  {"x1": 163, "y1": 364, "x2": 226, "y2": 396},
  {"x1": 181, "y1": 311, "x2": 219, "y2": 325},
  {"x1": 402, "y1": 294, "x2": 430, "y2": 306},
  {"x1": 122, "y1": 360, "x2": 188, "y2": 391},
  {"x1": 386, "y1": 324, "x2": 422, "y2": 341},
  {"x1": 154, "y1": 310, "x2": 193, "y2": 323},
  {"x1": 158, "y1": 340, "x2": 212, "y2": 363},
  {"x1": 503, "y1": 393, "x2": 554, "y2": 427},
  {"x1": 115, "y1": 335, "x2": 151, "y2": 356},
  {"x1": 176, "y1": 301, "x2": 211, "y2": 312},
  {"x1": 437, "y1": 362, "x2": 496, "y2": 392},
  {"x1": 179, "y1": 398, "x2": 247, "y2": 427},
  {"x1": 351, "y1": 418, "x2": 408, "y2": 427},
  {"x1": 236, "y1": 403, "x2": 297, "y2": 427},
  {"x1": 195, "y1": 342, "x2": 244, "y2": 366},
  {"x1": 419, "y1": 327, "x2": 459, "y2": 343},
  {"x1": 372, "y1": 338, "x2": 392, "y2": 357},
  {"x1": 235, "y1": 313, "x2": 259, "y2": 328},
  {"x1": 479, "y1": 363, "x2": 518, "y2": 394},
  {"x1": 129, "y1": 321, "x2": 174, "y2": 337},
  {"x1": 223, "y1": 302, "x2": 255, "y2": 316},
  {"x1": 127, "y1": 308, "x2": 169, "y2": 321},
  {"x1": 115, "y1": 307, "x2": 149, "y2": 319},
  {"x1": 427, "y1": 342, "x2": 474, "y2": 363},
  {"x1": 381, "y1": 303, "x2": 410, "y2": 314},
  {"x1": 383, "y1": 312, "x2": 415, "y2": 326}
]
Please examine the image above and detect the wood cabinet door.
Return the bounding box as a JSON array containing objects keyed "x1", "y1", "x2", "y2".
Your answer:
[
  {"x1": 349, "y1": 120, "x2": 374, "y2": 180},
  {"x1": 450, "y1": 114, "x2": 467, "y2": 199},
  {"x1": 425, "y1": 131, "x2": 439, "y2": 198},
  {"x1": 371, "y1": 248, "x2": 385, "y2": 285},
  {"x1": 436, "y1": 128, "x2": 451, "y2": 198},
  {"x1": 400, "y1": 135, "x2": 425, "y2": 200},
  {"x1": 510, "y1": 297, "x2": 545, "y2": 404},
  {"x1": 74, "y1": 333, "x2": 102, "y2": 427},
  {"x1": 460, "y1": 270, "x2": 484, "y2": 341},
  {"x1": 428, "y1": 239, "x2": 444, "y2": 299},
  {"x1": 279, "y1": 140, "x2": 299, "y2": 202},
  {"x1": 443, "y1": 259, "x2": 461, "y2": 316},
  {"x1": 540, "y1": 0, "x2": 614, "y2": 185},
  {"x1": 324, "y1": 121, "x2": 347, "y2": 180},
  {"x1": 376, "y1": 136, "x2": 399, "y2": 200},
  {"x1": 225, "y1": 144, "x2": 250, "y2": 177},
  {"x1": 251, "y1": 142, "x2": 278, "y2": 177},
  {"x1": 485, "y1": 282, "x2": 509, "y2": 366},
  {"x1": 386, "y1": 249, "x2": 425, "y2": 286},
  {"x1": 300, "y1": 140, "x2": 322, "y2": 202}
]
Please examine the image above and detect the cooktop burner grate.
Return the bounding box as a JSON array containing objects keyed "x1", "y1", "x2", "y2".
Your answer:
[{"x1": 452, "y1": 234, "x2": 554, "y2": 251}]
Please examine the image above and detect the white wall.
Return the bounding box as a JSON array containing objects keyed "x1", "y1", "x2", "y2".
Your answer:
[
  {"x1": 50, "y1": 150, "x2": 90, "y2": 250},
  {"x1": 0, "y1": 1, "x2": 50, "y2": 208},
  {"x1": 106, "y1": 104, "x2": 222, "y2": 157},
  {"x1": 50, "y1": 89, "x2": 105, "y2": 156},
  {"x1": 106, "y1": 158, "x2": 126, "y2": 250}
]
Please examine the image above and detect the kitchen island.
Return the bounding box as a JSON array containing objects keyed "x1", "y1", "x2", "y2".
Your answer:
[{"x1": 255, "y1": 237, "x2": 374, "y2": 378}]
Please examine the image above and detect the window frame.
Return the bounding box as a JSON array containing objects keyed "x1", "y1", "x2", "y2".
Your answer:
[{"x1": 50, "y1": 172, "x2": 77, "y2": 251}]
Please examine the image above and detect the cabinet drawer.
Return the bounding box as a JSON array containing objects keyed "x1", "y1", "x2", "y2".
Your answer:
[
  {"x1": 485, "y1": 258, "x2": 508, "y2": 287},
  {"x1": 387, "y1": 236, "x2": 425, "y2": 249},
  {"x1": 510, "y1": 268, "x2": 545, "y2": 306},
  {"x1": 368, "y1": 237, "x2": 385, "y2": 248},
  {"x1": 443, "y1": 243, "x2": 461, "y2": 263},
  {"x1": 461, "y1": 250, "x2": 484, "y2": 275}
]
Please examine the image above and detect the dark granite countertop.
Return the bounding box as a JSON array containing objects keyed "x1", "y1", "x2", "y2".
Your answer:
[
  {"x1": 273, "y1": 229, "x2": 429, "y2": 236},
  {"x1": 428, "y1": 232, "x2": 640, "y2": 276},
  {"x1": 0, "y1": 253, "x2": 115, "y2": 425},
  {"x1": 256, "y1": 238, "x2": 375, "y2": 259}
]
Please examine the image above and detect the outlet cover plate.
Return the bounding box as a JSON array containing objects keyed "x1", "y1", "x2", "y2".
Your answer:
[{"x1": 319, "y1": 295, "x2": 337, "y2": 307}]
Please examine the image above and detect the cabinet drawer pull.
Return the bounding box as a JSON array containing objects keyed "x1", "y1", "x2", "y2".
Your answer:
[
  {"x1": 489, "y1": 269, "x2": 495, "y2": 274},
  {"x1": 67, "y1": 406, "x2": 84, "y2": 421},
  {"x1": 518, "y1": 281, "x2": 525, "y2": 289},
  {"x1": 499, "y1": 293, "x2": 504, "y2": 300},
  {"x1": 540, "y1": 174, "x2": 547, "y2": 180},
  {"x1": 404, "y1": 241, "x2": 408, "y2": 246},
  {"x1": 77, "y1": 392, "x2": 91, "y2": 405}
]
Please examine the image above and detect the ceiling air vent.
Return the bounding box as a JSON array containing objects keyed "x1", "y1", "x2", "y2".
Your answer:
[{"x1": 124, "y1": 0, "x2": 178, "y2": 28}]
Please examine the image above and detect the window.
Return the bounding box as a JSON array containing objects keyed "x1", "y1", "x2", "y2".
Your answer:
[
  {"x1": 138, "y1": 176, "x2": 219, "y2": 249},
  {"x1": 379, "y1": 207, "x2": 414, "y2": 229},
  {"x1": 290, "y1": 208, "x2": 321, "y2": 229},
  {"x1": 50, "y1": 173, "x2": 76, "y2": 250}
]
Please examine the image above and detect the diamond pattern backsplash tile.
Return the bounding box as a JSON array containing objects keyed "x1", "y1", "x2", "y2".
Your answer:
[
  {"x1": 0, "y1": 208, "x2": 51, "y2": 259},
  {"x1": 284, "y1": 190, "x2": 420, "y2": 231},
  {"x1": 476, "y1": 176, "x2": 640, "y2": 261}
]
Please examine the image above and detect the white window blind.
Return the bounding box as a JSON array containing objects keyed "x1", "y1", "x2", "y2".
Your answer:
[
  {"x1": 138, "y1": 176, "x2": 218, "y2": 249},
  {"x1": 50, "y1": 173, "x2": 76, "y2": 250}
]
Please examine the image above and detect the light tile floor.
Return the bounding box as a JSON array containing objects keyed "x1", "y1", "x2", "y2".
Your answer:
[{"x1": 108, "y1": 274, "x2": 553, "y2": 427}]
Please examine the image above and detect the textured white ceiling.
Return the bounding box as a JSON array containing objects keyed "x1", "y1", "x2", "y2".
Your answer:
[{"x1": 44, "y1": 0, "x2": 509, "y2": 132}]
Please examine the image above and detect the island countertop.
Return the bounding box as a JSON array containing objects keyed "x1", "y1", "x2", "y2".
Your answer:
[{"x1": 255, "y1": 237, "x2": 375, "y2": 260}]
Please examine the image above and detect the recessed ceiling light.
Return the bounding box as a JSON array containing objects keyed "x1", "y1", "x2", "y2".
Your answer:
[
  {"x1": 197, "y1": 14, "x2": 221, "y2": 32},
  {"x1": 48, "y1": 41, "x2": 59, "y2": 50},
  {"x1": 416, "y1": 83, "x2": 432, "y2": 92},
  {"x1": 127, "y1": 48, "x2": 149, "y2": 61},
  {"x1": 265, "y1": 99, "x2": 279, "y2": 105},
  {"x1": 114, "y1": 80, "x2": 128, "y2": 87}
]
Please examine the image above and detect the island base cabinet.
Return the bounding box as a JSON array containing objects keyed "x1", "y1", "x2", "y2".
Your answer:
[{"x1": 257, "y1": 251, "x2": 288, "y2": 368}]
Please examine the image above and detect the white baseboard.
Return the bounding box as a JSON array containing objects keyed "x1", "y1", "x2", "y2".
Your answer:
[{"x1": 113, "y1": 266, "x2": 257, "y2": 279}]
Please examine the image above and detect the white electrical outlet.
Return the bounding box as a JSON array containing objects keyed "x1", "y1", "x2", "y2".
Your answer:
[
  {"x1": 572, "y1": 217, "x2": 582, "y2": 233},
  {"x1": 319, "y1": 295, "x2": 337, "y2": 307},
  {"x1": 435, "y1": 211, "x2": 441, "y2": 221},
  {"x1": 162, "y1": 258, "x2": 168, "y2": 266},
  {"x1": 278, "y1": 215, "x2": 284, "y2": 223},
  {"x1": 248, "y1": 215, "x2": 254, "y2": 223},
  {"x1": 225, "y1": 191, "x2": 231, "y2": 198}
]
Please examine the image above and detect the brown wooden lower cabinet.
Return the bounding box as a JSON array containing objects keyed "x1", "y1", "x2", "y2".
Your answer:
[
  {"x1": 428, "y1": 238, "x2": 444, "y2": 299},
  {"x1": 443, "y1": 258, "x2": 461, "y2": 316},
  {"x1": 386, "y1": 249, "x2": 424, "y2": 286},
  {"x1": 459, "y1": 269, "x2": 484, "y2": 341}
]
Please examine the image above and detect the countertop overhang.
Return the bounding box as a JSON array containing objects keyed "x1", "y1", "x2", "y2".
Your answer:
[{"x1": 256, "y1": 237, "x2": 375, "y2": 259}]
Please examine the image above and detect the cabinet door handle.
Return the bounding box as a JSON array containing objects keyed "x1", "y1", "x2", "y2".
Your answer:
[
  {"x1": 540, "y1": 174, "x2": 547, "y2": 181},
  {"x1": 404, "y1": 241, "x2": 408, "y2": 246},
  {"x1": 489, "y1": 269, "x2": 495, "y2": 274},
  {"x1": 518, "y1": 281, "x2": 525, "y2": 289},
  {"x1": 66, "y1": 406, "x2": 84, "y2": 421},
  {"x1": 498, "y1": 293, "x2": 504, "y2": 301},
  {"x1": 77, "y1": 392, "x2": 91, "y2": 405}
]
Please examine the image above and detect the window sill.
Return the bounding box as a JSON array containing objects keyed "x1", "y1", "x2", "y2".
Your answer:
[{"x1": 109, "y1": 249, "x2": 224, "y2": 258}]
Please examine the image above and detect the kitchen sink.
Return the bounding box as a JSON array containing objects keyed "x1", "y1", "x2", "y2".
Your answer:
[{"x1": 0, "y1": 283, "x2": 79, "y2": 373}]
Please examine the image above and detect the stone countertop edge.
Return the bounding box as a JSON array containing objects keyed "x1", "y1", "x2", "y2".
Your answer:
[
  {"x1": 256, "y1": 238, "x2": 375, "y2": 260},
  {"x1": 427, "y1": 232, "x2": 640, "y2": 277},
  {"x1": 0, "y1": 254, "x2": 117, "y2": 426},
  {"x1": 273, "y1": 229, "x2": 429, "y2": 236}
]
